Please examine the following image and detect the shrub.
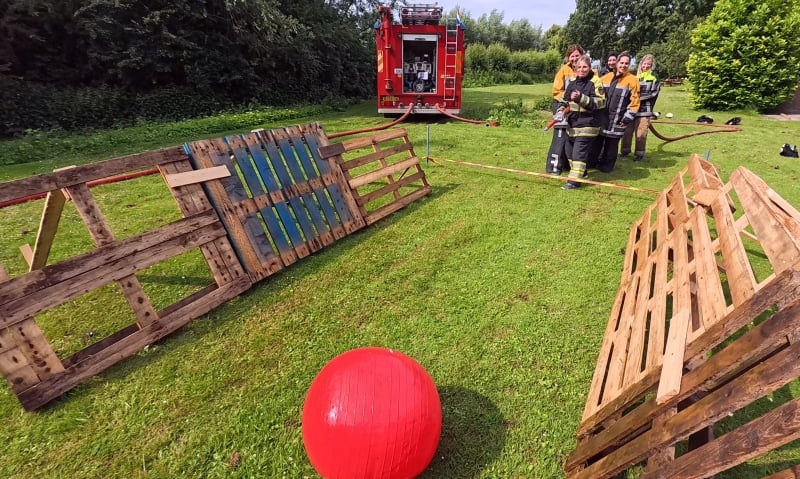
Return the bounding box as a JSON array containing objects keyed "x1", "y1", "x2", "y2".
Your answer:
[
  {"x1": 486, "y1": 43, "x2": 512, "y2": 72},
  {"x1": 686, "y1": 0, "x2": 800, "y2": 111},
  {"x1": 465, "y1": 43, "x2": 490, "y2": 72}
]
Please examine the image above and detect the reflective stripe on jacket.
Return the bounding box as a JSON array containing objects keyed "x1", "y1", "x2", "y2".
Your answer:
[
  {"x1": 560, "y1": 71, "x2": 606, "y2": 138},
  {"x1": 600, "y1": 71, "x2": 640, "y2": 137},
  {"x1": 636, "y1": 71, "x2": 660, "y2": 117}
]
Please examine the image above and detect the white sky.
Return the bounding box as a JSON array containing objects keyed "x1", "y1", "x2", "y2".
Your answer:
[{"x1": 453, "y1": 0, "x2": 575, "y2": 29}]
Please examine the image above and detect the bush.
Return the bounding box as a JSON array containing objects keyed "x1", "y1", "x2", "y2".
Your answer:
[
  {"x1": 687, "y1": 0, "x2": 800, "y2": 111},
  {"x1": 466, "y1": 43, "x2": 490, "y2": 72},
  {"x1": 486, "y1": 44, "x2": 512, "y2": 72}
]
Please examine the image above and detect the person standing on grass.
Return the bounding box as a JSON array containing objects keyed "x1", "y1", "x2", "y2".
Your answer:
[
  {"x1": 545, "y1": 44, "x2": 585, "y2": 175},
  {"x1": 621, "y1": 54, "x2": 660, "y2": 161},
  {"x1": 596, "y1": 52, "x2": 640, "y2": 173},
  {"x1": 555, "y1": 53, "x2": 606, "y2": 190}
]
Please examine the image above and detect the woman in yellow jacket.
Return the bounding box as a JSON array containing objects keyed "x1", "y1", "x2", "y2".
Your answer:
[
  {"x1": 597, "y1": 51, "x2": 640, "y2": 173},
  {"x1": 545, "y1": 44, "x2": 585, "y2": 175},
  {"x1": 621, "y1": 54, "x2": 660, "y2": 161}
]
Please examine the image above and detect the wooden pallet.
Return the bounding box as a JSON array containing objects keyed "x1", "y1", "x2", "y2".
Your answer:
[
  {"x1": 0, "y1": 123, "x2": 431, "y2": 410},
  {"x1": 0, "y1": 148, "x2": 250, "y2": 410},
  {"x1": 183, "y1": 122, "x2": 366, "y2": 281},
  {"x1": 566, "y1": 155, "x2": 800, "y2": 478},
  {"x1": 318, "y1": 128, "x2": 431, "y2": 226}
]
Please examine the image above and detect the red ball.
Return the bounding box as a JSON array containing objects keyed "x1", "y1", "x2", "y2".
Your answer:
[{"x1": 302, "y1": 347, "x2": 442, "y2": 479}]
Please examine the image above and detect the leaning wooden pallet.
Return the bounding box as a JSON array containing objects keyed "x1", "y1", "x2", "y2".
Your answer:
[
  {"x1": 0, "y1": 123, "x2": 431, "y2": 411},
  {"x1": 566, "y1": 154, "x2": 800, "y2": 478}
]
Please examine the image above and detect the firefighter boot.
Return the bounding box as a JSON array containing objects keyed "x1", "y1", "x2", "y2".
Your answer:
[{"x1": 562, "y1": 160, "x2": 586, "y2": 190}]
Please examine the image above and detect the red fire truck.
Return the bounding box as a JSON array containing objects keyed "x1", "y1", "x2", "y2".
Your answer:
[{"x1": 374, "y1": 3, "x2": 465, "y2": 115}]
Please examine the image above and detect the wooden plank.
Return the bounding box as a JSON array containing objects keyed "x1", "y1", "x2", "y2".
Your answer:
[
  {"x1": 338, "y1": 128, "x2": 409, "y2": 151},
  {"x1": 285, "y1": 126, "x2": 346, "y2": 240},
  {"x1": 254, "y1": 131, "x2": 321, "y2": 252},
  {"x1": 364, "y1": 186, "x2": 431, "y2": 225},
  {"x1": 0, "y1": 175, "x2": 59, "y2": 204},
  {"x1": 356, "y1": 171, "x2": 425, "y2": 206},
  {"x1": 17, "y1": 275, "x2": 251, "y2": 411},
  {"x1": 300, "y1": 123, "x2": 365, "y2": 234},
  {"x1": 9, "y1": 319, "x2": 64, "y2": 379},
  {"x1": 622, "y1": 257, "x2": 656, "y2": 387},
  {"x1": 768, "y1": 188, "x2": 800, "y2": 223},
  {"x1": 65, "y1": 182, "x2": 160, "y2": 327},
  {"x1": 29, "y1": 189, "x2": 67, "y2": 270},
  {"x1": 570, "y1": 332, "x2": 800, "y2": 479},
  {"x1": 240, "y1": 132, "x2": 310, "y2": 259},
  {"x1": 0, "y1": 344, "x2": 40, "y2": 393},
  {"x1": 570, "y1": 290, "x2": 796, "y2": 471},
  {"x1": 19, "y1": 244, "x2": 33, "y2": 268},
  {"x1": 349, "y1": 157, "x2": 421, "y2": 189},
  {"x1": 731, "y1": 169, "x2": 800, "y2": 274},
  {"x1": 339, "y1": 142, "x2": 414, "y2": 171},
  {"x1": 764, "y1": 465, "x2": 800, "y2": 479},
  {"x1": 272, "y1": 129, "x2": 333, "y2": 246},
  {"x1": 709, "y1": 192, "x2": 756, "y2": 306},
  {"x1": 687, "y1": 206, "x2": 728, "y2": 337},
  {"x1": 655, "y1": 310, "x2": 689, "y2": 404},
  {"x1": 642, "y1": 395, "x2": 800, "y2": 479},
  {"x1": 645, "y1": 193, "x2": 672, "y2": 371},
  {"x1": 0, "y1": 220, "x2": 227, "y2": 329},
  {"x1": 226, "y1": 135, "x2": 297, "y2": 267},
  {"x1": 186, "y1": 139, "x2": 274, "y2": 274},
  {"x1": 159, "y1": 159, "x2": 243, "y2": 285},
  {"x1": 53, "y1": 147, "x2": 187, "y2": 189},
  {"x1": 164, "y1": 165, "x2": 230, "y2": 187}
]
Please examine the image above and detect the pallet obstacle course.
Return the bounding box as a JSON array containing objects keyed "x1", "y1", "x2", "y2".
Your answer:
[
  {"x1": 0, "y1": 122, "x2": 430, "y2": 411},
  {"x1": 566, "y1": 155, "x2": 800, "y2": 478}
]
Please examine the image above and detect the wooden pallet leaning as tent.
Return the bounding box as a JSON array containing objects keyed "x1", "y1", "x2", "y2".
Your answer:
[
  {"x1": 565, "y1": 154, "x2": 800, "y2": 478},
  {"x1": 318, "y1": 127, "x2": 431, "y2": 226},
  {"x1": 0, "y1": 148, "x2": 251, "y2": 411}
]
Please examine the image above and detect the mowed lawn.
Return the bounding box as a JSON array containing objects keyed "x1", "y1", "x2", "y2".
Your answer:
[{"x1": 2, "y1": 84, "x2": 800, "y2": 478}]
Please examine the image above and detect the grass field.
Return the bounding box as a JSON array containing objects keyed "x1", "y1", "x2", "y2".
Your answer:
[{"x1": 2, "y1": 84, "x2": 800, "y2": 478}]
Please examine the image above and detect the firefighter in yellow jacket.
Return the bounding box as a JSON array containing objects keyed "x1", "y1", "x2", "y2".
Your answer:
[
  {"x1": 597, "y1": 51, "x2": 640, "y2": 173},
  {"x1": 555, "y1": 54, "x2": 606, "y2": 190},
  {"x1": 621, "y1": 54, "x2": 660, "y2": 161}
]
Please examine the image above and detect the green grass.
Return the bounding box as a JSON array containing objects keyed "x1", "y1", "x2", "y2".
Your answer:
[{"x1": 2, "y1": 84, "x2": 800, "y2": 478}]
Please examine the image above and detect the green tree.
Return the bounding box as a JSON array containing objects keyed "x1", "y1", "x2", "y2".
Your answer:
[
  {"x1": 544, "y1": 25, "x2": 568, "y2": 54},
  {"x1": 563, "y1": 0, "x2": 622, "y2": 60},
  {"x1": 687, "y1": 0, "x2": 800, "y2": 111},
  {"x1": 638, "y1": 20, "x2": 698, "y2": 79}
]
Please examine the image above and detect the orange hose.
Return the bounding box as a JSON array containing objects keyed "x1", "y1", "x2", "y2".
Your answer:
[
  {"x1": 649, "y1": 120, "x2": 741, "y2": 143},
  {"x1": 328, "y1": 104, "x2": 415, "y2": 139},
  {"x1": 435, "y1": 105, "x2": 496, "y2": 126}
]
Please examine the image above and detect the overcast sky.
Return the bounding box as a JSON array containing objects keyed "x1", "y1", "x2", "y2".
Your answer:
[{"x1": 453, "y1": 0, "x2": 575, "y2": 29}]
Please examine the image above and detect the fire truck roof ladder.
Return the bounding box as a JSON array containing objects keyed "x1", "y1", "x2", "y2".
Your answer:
[
  {"x1": 400, "y1": 3, "x2": 443, "y2": 25},
  {"x1": 444, "y1": 17, "x2": 458, "y2": 102}
]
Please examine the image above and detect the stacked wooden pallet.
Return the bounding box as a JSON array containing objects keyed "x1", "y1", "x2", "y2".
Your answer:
[
  {"x1": 566, "y1": 155, "x2": 800, "y2": 478},
  {"x1": 0, "y1": 123, "x2": 430, "y2": 410}
]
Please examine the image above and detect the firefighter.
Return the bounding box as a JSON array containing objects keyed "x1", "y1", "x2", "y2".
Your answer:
[
  {"x1": 621, "y1": 54, "x2": 660, "y2": 161},
  {"x1": 545, "y1": 44, "x2": 585, "y2": 175},
  {"x1": 596, "y1": 51, "x2": 640, "y2": 173},
  {"x1": 599, "y1": 52, "x2": 618, "y2": 76},
  {"x1": 555, "y1": 54, "x2": 606, "y2": 190}
]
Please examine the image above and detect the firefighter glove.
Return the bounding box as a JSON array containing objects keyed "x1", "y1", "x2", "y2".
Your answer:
[{"x1": 554, "y1": 109, "x2": 565, "y2": 122}]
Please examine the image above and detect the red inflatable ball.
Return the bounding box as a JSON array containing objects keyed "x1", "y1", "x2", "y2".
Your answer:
[{"x1": 302, "y1": 347, "x2": 442, "y2": 479}]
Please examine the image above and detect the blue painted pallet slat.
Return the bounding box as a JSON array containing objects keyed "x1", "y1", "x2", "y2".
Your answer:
[
  {"x1": 273, "y1": 130, "x2": 330, "y2": 236},
  {"x1": 284, "y1": 126, "x2": 342, "y2": 234},
  {"x1": 257, "y1": 131, "x2": 320, "y2": 250},
  {"x1": 240, "y1": 133, "x2": 308, "y2": 258},
  {"x1": 225, "y1": 137, "x2": 294, "y2": 262},
  {"x1": 198, "y1": 139, "x2": 275, "y2": 265},
  {"x1": 301, "y1": 124, "x2": 356, "y2": 225}
]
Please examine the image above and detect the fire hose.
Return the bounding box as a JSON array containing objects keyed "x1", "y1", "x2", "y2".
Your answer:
[{"x1": 648, "y1": 120, "x2": 741, "y2": 143}]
